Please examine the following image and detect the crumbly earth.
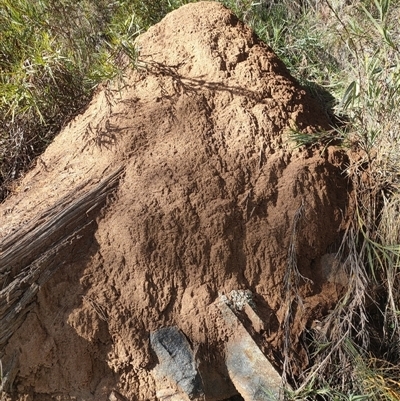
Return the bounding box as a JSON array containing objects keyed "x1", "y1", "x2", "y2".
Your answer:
[{"x1": 0, "y1": 2, "x2": 351, "y2": 400}]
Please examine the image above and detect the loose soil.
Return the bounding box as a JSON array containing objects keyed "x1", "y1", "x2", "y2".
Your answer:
[{"x1": 0, "y1": 2, "x2": 351, "y2": 400}]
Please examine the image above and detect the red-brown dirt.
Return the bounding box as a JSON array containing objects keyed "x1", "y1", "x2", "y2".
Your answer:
[{"x1": 0, "y1": 2, "x2": 351, "y2": 400}]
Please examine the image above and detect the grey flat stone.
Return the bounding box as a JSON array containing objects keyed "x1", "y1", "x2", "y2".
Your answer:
[
  {"x1": 150, "y1": 326, "x2": 204, "y2": 400},
  {"x1": 217, "y1": 297, "x2": 287, "y2": 401}
]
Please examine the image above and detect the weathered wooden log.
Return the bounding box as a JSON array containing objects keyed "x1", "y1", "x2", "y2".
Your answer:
[
  {"x1": 0, "y1": 166, "x2": 124, "y2": 354},
  {"x1": 0, "y1": 167, "x2": 123, "y2": 276}
]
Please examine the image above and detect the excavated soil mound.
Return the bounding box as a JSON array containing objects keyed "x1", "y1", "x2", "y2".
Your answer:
[{"x1": 0, "y1": 2, "x2": 351, "y2": 400}]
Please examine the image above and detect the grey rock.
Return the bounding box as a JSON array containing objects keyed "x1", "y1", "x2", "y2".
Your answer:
[
  {"x1": 217, "y1": 296, "x2": 287, "y2": 401},
  {"x1": 108, "y1": 390, "x2": 126, "y2": 401},
  {"x1": 150, "y1": 326, "x2": 204, "y2": 400}
]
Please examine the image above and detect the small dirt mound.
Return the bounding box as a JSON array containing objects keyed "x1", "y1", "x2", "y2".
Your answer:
[{"x1": 0, "y1": 2, "x2": 351, "y2": 400}]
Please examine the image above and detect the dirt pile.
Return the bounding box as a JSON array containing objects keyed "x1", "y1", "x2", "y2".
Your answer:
[{"x1": 0, "y1": 2, "x2": 351, "y2": 400}]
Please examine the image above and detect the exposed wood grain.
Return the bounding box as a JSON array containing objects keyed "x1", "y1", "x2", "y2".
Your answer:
[{"x1": 0, "y1": 166, "x2": 124, "y2": 352}]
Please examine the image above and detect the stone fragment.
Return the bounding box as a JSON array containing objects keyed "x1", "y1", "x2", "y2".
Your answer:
[
  {"x1": 319, "y1": 253, "x2": 348, "y2": 286},
  {"x1": 217, "y1": 296, "x2": 287, "y2": 401},
  {"x1": 150, "y1": 326, "x2": 204, "y2": 400},
  {"x1": 108, "y1": 390, "x2": 126, "y2": 401}
]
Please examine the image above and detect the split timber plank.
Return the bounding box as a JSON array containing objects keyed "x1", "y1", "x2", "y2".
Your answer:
[{"x1": 0, "y1": 166, "x2": 124, "y2": 353}]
